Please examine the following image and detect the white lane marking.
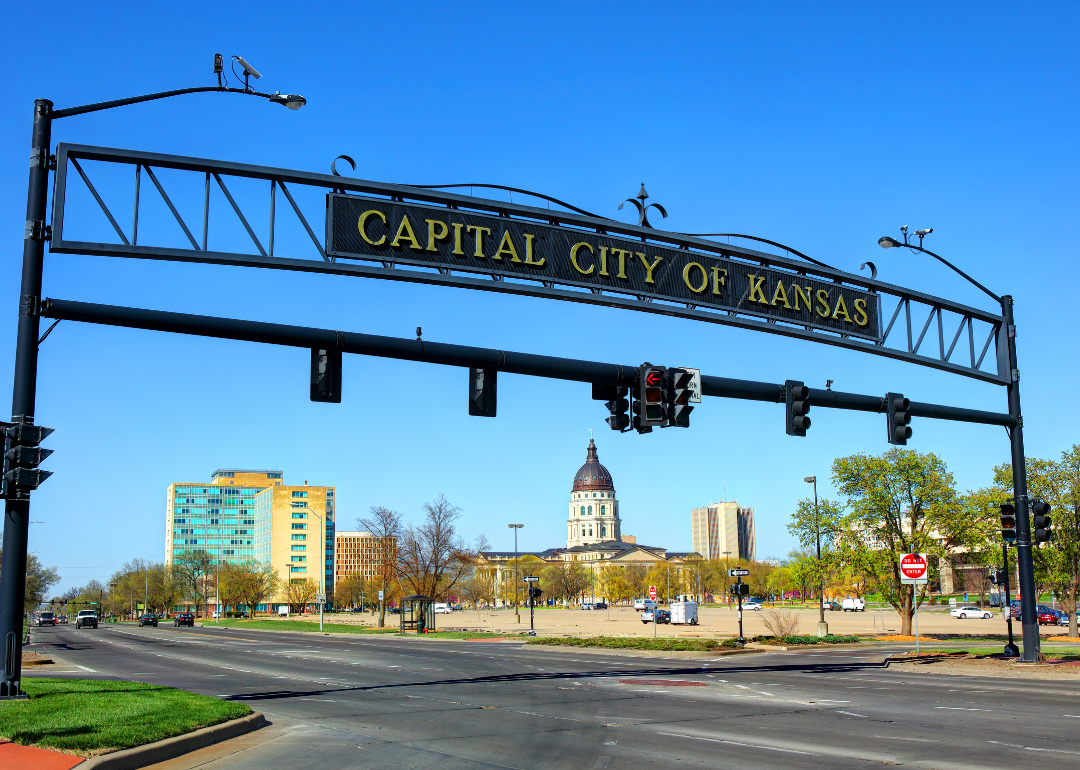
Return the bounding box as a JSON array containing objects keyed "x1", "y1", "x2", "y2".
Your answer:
[
  {"x1": 658, "y1": 732, "x2": 817, "y2": 755},
  {"x1": 937, "y1": 707, "x2": 991, "y2": 711},
  {"x1": 594, "y1": 757, "x2": 611, "y2": 768},
  {"x1": 988, "y1": 741, "x2": 1080, "y2": 755},
  {"x1": 871, "y1": 735, "x2": 939, "y2": 743},
  {"x1": 810, "y1": 700, "x2": 849, "y2": 703},
  {"x1": 836, "y1": 711, "x2": 867, "y2": 718},
  {"x1": 1065, "y1": 715, "x2": 1080, "y2": 718},
  {"x1": 76, "y1": 665, "x2": 96, "y2": 672}
]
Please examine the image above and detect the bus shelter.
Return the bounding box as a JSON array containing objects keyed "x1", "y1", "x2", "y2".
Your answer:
[{"x1": 399, "y1": 595, "x2": 435, "y2": 634}]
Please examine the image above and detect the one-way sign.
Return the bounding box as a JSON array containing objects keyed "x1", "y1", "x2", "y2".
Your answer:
[
  {"x1": 523, "y1": 575, "x2": 540, "y2": 583},
  {"x1": 728, "y1": 568, "x2": 750, "y2": 577}
]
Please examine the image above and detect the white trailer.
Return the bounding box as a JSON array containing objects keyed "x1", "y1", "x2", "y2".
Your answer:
[{"x1": 669, "y1": 601, "x2": 699, "y2": 625}]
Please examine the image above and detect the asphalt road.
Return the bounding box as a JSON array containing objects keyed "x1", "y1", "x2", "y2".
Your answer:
[{"x1": 25, "y1": 624, "x2": 1080, "y2": 770}]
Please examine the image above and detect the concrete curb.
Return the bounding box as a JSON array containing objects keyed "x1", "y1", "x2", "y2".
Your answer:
[
  {"x1": 522, "y1": 644, "x2": 765, "y2": 659},
  {"x1": 78, "y1": 712, "x2": 266, "y2": 770}
]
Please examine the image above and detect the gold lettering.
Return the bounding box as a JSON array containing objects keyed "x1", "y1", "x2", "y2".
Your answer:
[
  {"x1": 452, "y1": 223, "x2": 464, "y2": 255},
  {"x1": 793, "y1": 284, "x2": 812, "y2": 312},
  {"x1": 390, "y1": 214, "x2": 422, "y2": 250},
  {"x1": 712, "y1": 267, "x2": 727, "y2": 295},
  {"x1": 747, "y1": 274, "x2": 768, "y2": 304},
  {"x1": 358, "y1": 210, "x2": 387, "y2": 246},
  {"x1": 682, "y1": 262, "x2": 708, "y2": 293},
  {"x1": 523, "y1": 233, "x2": 544, "y2": 266},
  {"x1": 466, "y1": 225, "x2": 491, "y2": 258},
  {"x1": 636, "y1": 252, "x2": 663, "y2": 284},
  {"x1": 493, "y1": 231, "x2": 522, "y2": 262},
  {"x1": 815, "y1": 289, "x2": 831, "y2": 317},
  {"x1": 425, "y1": 219, "x2": 449, "y2": 252},
  {"x1": 610, "y1": 248, "x2": 630, "y2": 279},
  {"x1": 599, "y1": 247, "x2": 609, "y2": 276},
  {"x1": 570, "y1": 242, "x2": 595, "y2": 274},
  {"x1": 770, "y1": 281, "x2": 791, "y2": 309},
  {"x1": 832, "y1": 294, "x2": 852, "y2": 323},
  {"x1": 853, "y1": 298, "x2": 869, "y2": 327}
]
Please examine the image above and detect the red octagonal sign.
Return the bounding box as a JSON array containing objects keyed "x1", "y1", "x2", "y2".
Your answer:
[{"x1": 900, "y1": 553, "x2": 929, "y2": 583}]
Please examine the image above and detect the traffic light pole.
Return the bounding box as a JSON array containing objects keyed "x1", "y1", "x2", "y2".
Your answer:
[
  {"x1": 736, "y1": 578, "x2": 745, "y2": 647},
  {"x1": 1001, "y1": 544, "x2": 1018, "y2": 657},
  {"x1": 0, "y1": 100, "x2": 51, "y2": 700},
  {"x1": 1001, "y1": 296, "x2": 1039, "y2": 662}
]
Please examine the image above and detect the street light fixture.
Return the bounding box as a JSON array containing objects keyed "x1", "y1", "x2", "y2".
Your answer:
[
  {"x1": 803, "y1": 475, "x2": 827, "y2": 638},
  {"x1": 508, "y1": 524, "x2": 523, "y2": 622},
  {"x1": 298, "y1": 504, "x2": 327, "y2": 632}
]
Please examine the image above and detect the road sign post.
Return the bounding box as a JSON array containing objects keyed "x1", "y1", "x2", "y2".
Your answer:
[
  {"x1": 899, "y1": 554, "x2": 928, "y2": 654},
  {"x1": 648, "y1": 585, "x2": 658, "y2": 637},
  {"x1": 729, "y1": 569, "x2": 749, "y2": 646},
  {"x1": 523, "y1": 576, "x2": 539, "y2": 634}
]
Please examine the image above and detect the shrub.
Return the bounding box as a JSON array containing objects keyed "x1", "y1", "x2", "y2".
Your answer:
[{"x1": 760, "y1": 608, "x2": 800, "y2": 638}]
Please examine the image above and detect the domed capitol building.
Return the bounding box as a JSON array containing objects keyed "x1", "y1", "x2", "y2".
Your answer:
[{"x1": 478, "y1": 437, "x2": 703, "y2": 603}]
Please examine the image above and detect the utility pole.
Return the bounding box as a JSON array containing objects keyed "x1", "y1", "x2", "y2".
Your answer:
[
  {"x1": 508, "y1": 524, "x2": 523, "y2": 623},
  {"x1": 804, "y1": 475, "x2": 827, "y2": 637}
]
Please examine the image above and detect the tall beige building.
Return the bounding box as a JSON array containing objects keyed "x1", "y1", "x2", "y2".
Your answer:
[
  {"x1": 166, "y1": 469, "x2": 335, "y2": 607},
  {"x1": 691, "y1": 501, "x2": 755, "y2": 562}
]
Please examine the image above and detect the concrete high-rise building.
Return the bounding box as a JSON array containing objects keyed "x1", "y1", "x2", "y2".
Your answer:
[
  {"x1": 334, "y1": 530, "x2": 394, "y2": 586},
  {"x1": 166, "y1": 470, "x2": 335, "y2": 602},
  {"x1": 691, "y1": 501, "x2": 756, "y2": 562}
]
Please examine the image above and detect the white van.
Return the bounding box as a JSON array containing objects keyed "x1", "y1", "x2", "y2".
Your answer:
[
  {"x1": 278, "y1": 606, "x2": 289, "y2": 617},
  {"x1": 842, "y1": 597, "x2": 866, "y2": 612},
  {"x1": 433, "y1": 603, "x2": 452, "y2": 614},
  {"x1": 633, "y1": 599, "x2": 657, "y2": 612}
]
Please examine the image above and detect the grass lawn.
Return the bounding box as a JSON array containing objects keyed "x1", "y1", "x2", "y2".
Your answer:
[
  {"x1": 410, "y1": 631, "x2": 521, "y2": 639},
  {"x1": 918, "y1": 646, "x2": 1080, "y2": 659},
  {"x1": 0, "y1": 678, "x2": 250, "y2": 756},
  {"x1": 528, "y1": 636, "x2": 741, "y2": 651},
  {"x1": 209, "y1": 619, "x2": 398, "y2": 634}
]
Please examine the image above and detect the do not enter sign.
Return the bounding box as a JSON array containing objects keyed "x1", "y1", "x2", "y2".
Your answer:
[
  {"x1": 900, "y1": 553, "x2": 929, "y2": 585},
  {"x1": 649, "y1": 585, "x2": 657, "y2": 600}
]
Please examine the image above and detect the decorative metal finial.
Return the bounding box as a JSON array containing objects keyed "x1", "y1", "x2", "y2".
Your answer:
[
  {"x1": 860, "y1": 261, "x2": 878, "y2": 280},
  {"x1": 590, "y1": 427, "x2": 594, "y2": 440},
  {"x1": 618, "y1": 182, "x2": 668, "y2": 228},
  {"x1": 331, "y1": 154, "x2": 356, "y2": 194}
]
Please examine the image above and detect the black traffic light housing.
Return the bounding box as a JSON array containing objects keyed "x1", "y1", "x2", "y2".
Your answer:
[
  {"x1": 529, "y1": 587, "x2": 542, "y2": 600},
  {"x1": 593, "y1": 384, "x2": 629, "y2": 431},
  {"x1": 2, "y1": 421, "x2": 54, "y2": 496},
  {"x1": 634, "y1": 363, "x2": 666, "y2": 432},
  {"x1": 1032, "y1": 500, "x2": 1053, "y2": 543},
  {"x1": 666, "y1": 368, "x2": 694, "y2": 428},
  {"x1": 785, "y1": 380, "x2": 810, "y2": 436},
  {"x1": 1000, "y1": 502, "x2": 1017, "y2": 544},
  {"x1": 468, "y1": 367, "x2": 498, "y2": 417},
  {"x1": 730, "y1": 583, "x2": 750, "y2": 596},
  {"x1": 310, "y1": 347, "x2": 342, "y2": 403},
  {"x1": 887, "y1": 392, "x2": 911, "y2": 445}
]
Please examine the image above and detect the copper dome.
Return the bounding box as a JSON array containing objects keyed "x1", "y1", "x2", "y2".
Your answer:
[{"x1": 572, "y1": 438, "x2": 614, "y2": 492}]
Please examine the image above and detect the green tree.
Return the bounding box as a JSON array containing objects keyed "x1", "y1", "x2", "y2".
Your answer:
[
  {"x1": 786, "y1": 496, "x2": 845, "y2": 608},
  {"x1": 832, "y1": 448, "x2": 961, "y2": 636}
]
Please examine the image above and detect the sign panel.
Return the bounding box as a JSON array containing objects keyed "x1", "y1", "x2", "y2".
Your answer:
[
  {"x1": 949, "y1": 597, "x2": 957, "y2": 607},
  {"x1": 900, "y1": 553, "x2": 929, "y2": 585},
  {"x1": 327, "y1": 195, "x2": 881, "y2": 340},
  {"x1": 729, "y1": 568, "x2": 750, "y2": 577},
  {"x1": 649, "y1": 585, "x2": 657, "y2": 600},
  {"x1": 378, "y1": 590, "x2": 384, "y2": 601},
  {"x1": 523, "y1": 575, "x2": 539, "y2": 583},
  {"x1": 681, "y1": 367, "x2": 702, "y2": 403},
  {"x1": 317, "y1": 593, "x2": 326, "y2": 604}
]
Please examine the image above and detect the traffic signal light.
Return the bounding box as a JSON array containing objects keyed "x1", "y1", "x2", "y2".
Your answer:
[
  {"x1": 468, "y1": 367, "x2": 498, "y2": 417},
  {"x1": 887, "y1": 392, "x2": 911, "y2": 445},
  {"x1": 730, "y1": 583, "x2": 749, "y2": 597},
  {"x1": 3, "y1": 422, "x2": 54, "y2": 495},
  {"x1": 310, "y1": 347, "x2": 342, "y2": 403},
  {"x1": 606, "y1": 388, "x2": 629, "y2": 431},
  {"x1": 529, "y1": 587, "x2": 543, "y2": 600},
  {"x1": 785, "y1": 380, "x2": 810, "y2": 436},
  {"x1": 1032, "y1": 501, "x2": 1053, "y2": 543},
  {"x1": 634, "y1": 363, "x2": 666, "y2": 431},
  {"x1": 1000, "y1": 503, "x2": 1017, "y2": 544},
  {"x1": 666, "y1": 369, "x2": 694, "y2": 428}
]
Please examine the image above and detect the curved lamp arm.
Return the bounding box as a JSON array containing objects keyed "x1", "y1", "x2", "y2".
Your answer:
[
  {"x1": 51, "y1": 86, "x2": 306, "y2": 120},
  {"x1": 878, "y1": 237, "x2": 1000, "y2": 303}
]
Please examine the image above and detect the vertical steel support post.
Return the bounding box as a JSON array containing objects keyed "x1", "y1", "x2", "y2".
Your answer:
[
  {"x1": 1002, "y1": 544, "x2": 1018, "y2": 657},
  {"x1": 1001, "y1": 296, "x2": 1039, "y2": 661},
  {"x1": 0, "y1": 99, "x2": 52, "y2": 699}
]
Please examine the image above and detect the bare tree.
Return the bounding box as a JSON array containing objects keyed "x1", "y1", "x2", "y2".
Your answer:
[
  {"x1": 171, "y1": 551, "x2": 215, "y2": 618},
  {"x1": 358, "y1": 506, "x2": 403, "y2": 628},
  {"x1": 397, "y1": 494, "x2": 489, "y2": 601}
]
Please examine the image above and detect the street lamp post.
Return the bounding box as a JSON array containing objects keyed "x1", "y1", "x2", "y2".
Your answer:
[
  {"x1": 0, "y1": 58, "x2": 306, "y2": 698},
  {"x1": 803, "y1": 476, "x2": 827, "y2": 637},
  {"x1": 508, "y1": 524, "x2": 523, "y2": 622},
  {"x1": 722, "y1": 550, "x2": 733, "y2": 608},
  {"x1": 299, "y1": 504, "x2": 326, "y2": 633},
  {"x1": 879, "y1": 230, "x2": 1038, "y2": 660}
]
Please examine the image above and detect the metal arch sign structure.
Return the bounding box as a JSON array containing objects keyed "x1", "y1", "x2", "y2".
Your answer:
[{"x1": 48, "y1": 143, "x2": 1009, "y2": 385}]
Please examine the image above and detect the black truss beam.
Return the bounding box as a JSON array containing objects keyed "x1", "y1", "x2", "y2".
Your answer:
[{"x1": 40, "y1": 298, "x2": 1015, "y2": 429}]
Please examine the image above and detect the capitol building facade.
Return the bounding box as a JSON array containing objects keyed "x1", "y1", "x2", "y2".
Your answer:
[{"x1": 478, "y1": 437, "x2": 701, "y2": 603}]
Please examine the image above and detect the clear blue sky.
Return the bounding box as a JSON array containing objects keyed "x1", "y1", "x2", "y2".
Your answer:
[{"x1": 3, "y1": 3, "x2": 1076, "y2": 593}]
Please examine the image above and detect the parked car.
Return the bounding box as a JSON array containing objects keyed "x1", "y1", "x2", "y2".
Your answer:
[
  {"x1": 593, "y1": 602, "x2": 608, "y2": 610},
  {"x1": 951, "y1": 606, "x2": 993, "y2": 619},
  {"x1": 433, "y1": 603, "x2": 452, "y2": 614},
  {"x1": 824, "y1": 601, "x2": 842, "y2": 611},
  {"x1": 842, "y1": 598, "x2": 866, "y2": 612},
  {"x1": 173, "y1": 612, "x2": 195, "y2": 627},
  {"x1": 634, "y1": 599, "x2": 658, "y2": 612},
  {"x1": 75, "y1": 610, "x2": 98, "y2": 629},
  {"x1": 742, "y1": 599, "x2": 764, "y2": 611},
  {"x1": 1038, "y1": 610, "x2": 1062, "y2": 625},
  {"x1": 451, "y1": 605, "x2": 463, "y2": 611},
  {"x1": 138, "y1": 614, "x2": 159, "y2": 627},
  {"x1": 641, "y1": 609, "x2": 671, "y2": 624},
  {"x1": 581, "y1": 603, "x2": 595, "y2": 610},
  {"x1": 35, "y1": 612, "x2": 56, "y2": 627}
]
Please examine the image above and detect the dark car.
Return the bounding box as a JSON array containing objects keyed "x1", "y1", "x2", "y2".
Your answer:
[
  {"x1": 825, "y1": 601, "x2": 842, "y2": 611},
  {"x1": 173, "y1": 612, "x2": 195, "y2": 627},
  {"x1": 594, "y1": 602, "x2": 608, "y2": 610},
  {"x1": 35, "y1": 612, "x2": 56, "y2": 627},
  {"x1": 138, "y1": 614, "x2": 159, "y2": 627}
]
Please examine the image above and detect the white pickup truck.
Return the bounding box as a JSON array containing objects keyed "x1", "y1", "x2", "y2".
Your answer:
[{"x1": 75, "y1": 610, "x2": 98, "y2": 629}]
